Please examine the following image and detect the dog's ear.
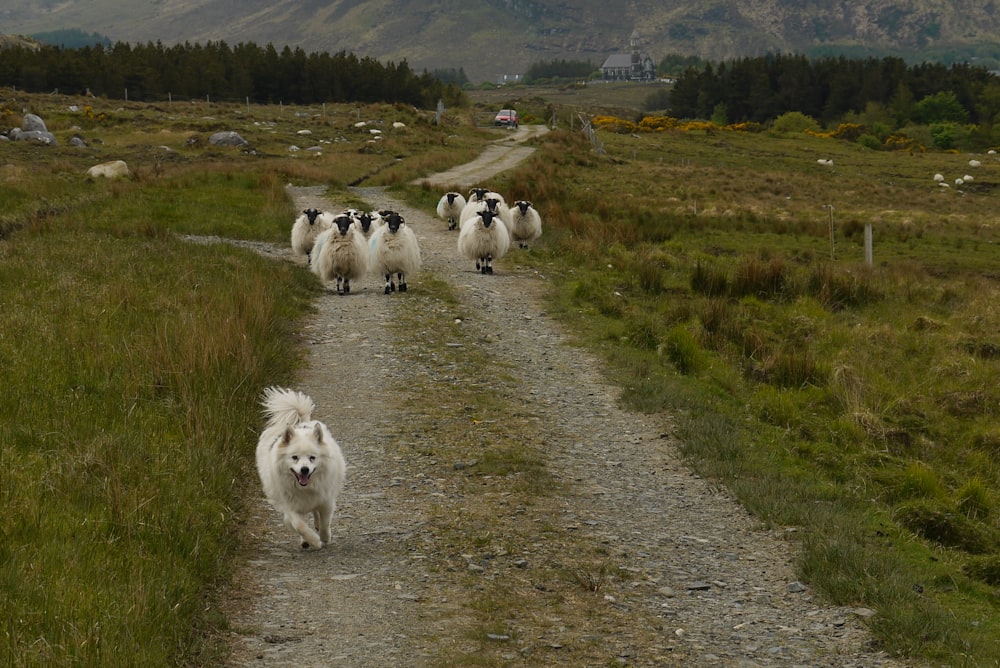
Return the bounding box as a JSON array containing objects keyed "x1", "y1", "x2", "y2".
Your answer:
[
  {"x1": 281, "y1": 426, "x2": 295, "y2": 446},
  {"x1": 313, "y1": 423, "x2": 325, "y2": 444}
]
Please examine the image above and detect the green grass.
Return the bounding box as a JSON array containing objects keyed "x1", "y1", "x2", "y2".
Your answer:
[{"x1": 0, "y1": 163, "x2": 316, "y2": 665}]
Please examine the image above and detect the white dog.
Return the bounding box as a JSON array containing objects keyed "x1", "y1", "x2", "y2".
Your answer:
[{"x1": 256, "y1": 387, "x2": 346, "y2": 549}]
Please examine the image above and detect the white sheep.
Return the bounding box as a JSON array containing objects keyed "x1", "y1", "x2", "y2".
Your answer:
[
  {"x1": 933, "y1": 173, "x2": 945, "y2": 182},
  {"x1": 969, "y1": 159, "x2": 982, "y2": 168},
  {"x1": 291, "y1": 208, "x2": 334, "y2": 261},
  {"x1": 458, "y1": 209, "x2": 510, "y2": 274},
  {"x1": 311, "y1": 214, "x2": 370, "y2": 295},
  {"x1": 467, "y1": 186, "x2": 506, "y2": 207},
  {"x1": 370, "y1": 211, "x2": 421, "y2": 294},
  {"x1": 508, "y1": 200, "x2": 542, "y2": 249},
  {"x1": 459, "y1": 195, "x2": 511, "y2": 230},
  {"x1": 436, "y1": 191, "x2": 467, "y2": 231}
]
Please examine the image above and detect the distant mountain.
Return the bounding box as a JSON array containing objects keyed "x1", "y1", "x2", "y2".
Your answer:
[{"x1": 3, "y1": 0, "x2": 999, "y2": 82}]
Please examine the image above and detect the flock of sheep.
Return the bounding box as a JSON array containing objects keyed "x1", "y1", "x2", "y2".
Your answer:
[
  {"x1": 289, "y1": 186, "x2": 542, "y2": 293},
  {"x1": 292, "y1": 206, "x2": 421, "y2": 295}
]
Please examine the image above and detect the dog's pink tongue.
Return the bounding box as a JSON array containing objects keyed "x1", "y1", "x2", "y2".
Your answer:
[{"x1": 295, "y1": 472, "x2": 310, "y2": 486}]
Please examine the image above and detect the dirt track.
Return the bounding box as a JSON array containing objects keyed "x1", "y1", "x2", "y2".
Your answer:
[{"x1": 221, "y1": 127, "x2": 917, "y2": 667}]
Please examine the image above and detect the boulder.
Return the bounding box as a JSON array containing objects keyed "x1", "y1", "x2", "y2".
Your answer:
[
  {"x1": 209, "y1": 130, "x2": 248, "y2": 146},
  {"x1": 22, "y1": 113, "x2": 48, "y2": 133},
  {"x1": 86, "y1": 160, "x2": 131, "y2": 179},
  {"x1": 12, "y1": 129, "x2": 57, "y2": 145}
]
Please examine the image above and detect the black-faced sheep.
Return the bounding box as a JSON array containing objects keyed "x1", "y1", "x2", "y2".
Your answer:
[
  {"x1": 436, "y1": 192, "x2": 467, "y2": 230},
  {"x1": 291, "y1": 208, "x2": 334, "y2": 261},
  {"x1": 370, "y1": 211, "x2": 421, "y2": 294},
  {"x1": 311, "y1": 214, "x2": 370, "y2": 295},
  {"x1": 508, "y1": 200, "x2": 542, "y2": 249},
  {"x1": 457, "y1": 209, "x2": 510, "y2": 274}
]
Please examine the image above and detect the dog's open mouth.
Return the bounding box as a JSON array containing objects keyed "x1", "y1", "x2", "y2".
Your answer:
[{"x1": 292, "y1": 470, "x2": 312, "y2": 486}]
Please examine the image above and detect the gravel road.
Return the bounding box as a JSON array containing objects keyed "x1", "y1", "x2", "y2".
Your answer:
[{"x1": 221, "y1": 128, "x2": 919, "y2": 667}]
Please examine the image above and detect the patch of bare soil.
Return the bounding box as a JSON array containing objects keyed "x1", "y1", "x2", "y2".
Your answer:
[{"x1": 220, "y1": 129, "x2": 917, "y2": 667}]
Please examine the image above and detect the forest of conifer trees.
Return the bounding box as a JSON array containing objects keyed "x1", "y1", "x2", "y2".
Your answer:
[{"x1": 0, "y1": 40, "x2": 466, "y2": 109}]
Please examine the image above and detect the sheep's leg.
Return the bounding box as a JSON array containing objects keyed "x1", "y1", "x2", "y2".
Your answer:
[
  {"x1": 448, "y1": 217, "x2": 456, "y2": 231},
  {"x1": 343, "y1": 278, "x2": 351, "y2": 294},
  {"x1": 398, "y1": 272, "x2": 407, "y2": 292},
  {"x1": 475, "y1": 259, "x2": 482, "y2": 271},
  {"x1": 383, "y1": 273, "x2": 393, "y2": 295},
  {"x1": 485, "y1": 255, "x2": 494, "y2": 274}
]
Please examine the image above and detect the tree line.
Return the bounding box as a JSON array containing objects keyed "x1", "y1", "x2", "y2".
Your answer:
[
  {"x1": 0, "y1": 40, "x2": 467, "y2": 108},
  {"x1": 667, "y1": 53, "x2": 1000, "y2": 129}
]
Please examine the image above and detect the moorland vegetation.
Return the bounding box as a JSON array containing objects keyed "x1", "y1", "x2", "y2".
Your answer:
[{"x1": 1, "y1": 44, "x2": 1000, "y2": 665}]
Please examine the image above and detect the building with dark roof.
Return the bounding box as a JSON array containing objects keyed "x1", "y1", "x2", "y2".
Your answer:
[{"x1": 600, "y1": 29, "x2": 655, "y2": 81}]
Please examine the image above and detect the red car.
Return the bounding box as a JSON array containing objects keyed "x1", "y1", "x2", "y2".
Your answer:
[{"x1": 494, "y1": 109, "x2": 519, "y2": 128}]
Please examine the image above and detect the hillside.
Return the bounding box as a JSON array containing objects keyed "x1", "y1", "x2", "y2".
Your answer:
[{"x1": 2, "y1": 0, "x2": 999, "y2": 83}]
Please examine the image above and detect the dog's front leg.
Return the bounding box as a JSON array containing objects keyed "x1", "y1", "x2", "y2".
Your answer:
[
  {"x1": 285, "y1": 512, "x2": 322, "y2": 549},
  {"x1": 316, "y1": 502, "x2": 335, "y2": 545}
]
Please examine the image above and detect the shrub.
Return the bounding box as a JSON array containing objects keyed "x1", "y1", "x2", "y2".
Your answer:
[
  {"x1": 772, "y1": 111, "x2": 821, "y2": 134},
  {"x1": 857, "y1": 134, "x2": 883, "y2": 151},
  {"x1": 956, "y1": 477, "x2": 992, "y2": 520}
]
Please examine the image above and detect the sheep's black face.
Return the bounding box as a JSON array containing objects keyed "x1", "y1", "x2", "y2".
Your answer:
[
  {"x1": 334, "y1": 215, "x2": 353, "y2": 235},
  {"x1": 485, "y1": 198, "x2": 500, "y2": 213},
  {"x1": 515, "y1": 201, "x2": 531, "y2": 214},
  {"x1": 447, "y1": 193, "x2": 459, "y2": 204},
  {"x1": 386, "y1": 213, "x2": 404, "y2": 232},
  {"x1": 304, "y1": 208, "x2": 322, "y2": 224},
  {"x1": 478, "y1": 210, "x2": 496, "y2": 228},
  {"x1": 358, "y1": 213, "x2": 373, "y2": 233},
  {"x1": 470, "y1": 187, "x2": 488, "y2": 201}
]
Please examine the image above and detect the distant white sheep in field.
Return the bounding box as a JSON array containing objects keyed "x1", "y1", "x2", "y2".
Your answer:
[
  {"x1": 370, "y1": 211, "x2": 421, "y2": 294},
  {"x1": 291, "y1": 208, "x2": 334, "y2": 261},
  {"x1": 508, "y1": 200, "x2": 542, "y2": 249},
  {"x1": 969, "y1": 159, "x2": 982, "y2": 168},
  {"x1": 933, "y1": 173, "x2": 945, "y2": 182},
  {"x1": 458, "y1": 209, "x2": 510, "y2": 274},
  {"x1": 311, "y1": 214, "x2": 370, "y2": 295},
  {"x1": 816, "y1": 158, "x2": 833, "y2": 166},
  {"x1": 436, "y1": 192, "x2": 467, "y2": 230}
]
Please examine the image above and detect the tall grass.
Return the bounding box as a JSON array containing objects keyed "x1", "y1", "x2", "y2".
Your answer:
[{"x1": 0, "y1": 167, "x2": 315, "y2": 665}]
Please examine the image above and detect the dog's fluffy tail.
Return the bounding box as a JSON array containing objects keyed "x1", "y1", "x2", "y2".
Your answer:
[{"x1": 261, "y1": 386, "x2": 315, "y2": 429}]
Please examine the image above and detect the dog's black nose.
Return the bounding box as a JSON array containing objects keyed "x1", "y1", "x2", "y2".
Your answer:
[{"x1": 299, "y1": 467, "x2": 311, "y2": 475}]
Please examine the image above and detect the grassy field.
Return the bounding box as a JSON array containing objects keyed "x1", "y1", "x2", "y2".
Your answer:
[{"x1": 2, "y1": 86, "x2": 1000, "y2": 665}]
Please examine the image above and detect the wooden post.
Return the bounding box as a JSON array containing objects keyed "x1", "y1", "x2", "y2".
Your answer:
[
  {"x1": 825, "y1": 205, "x2": 835, "y2": 260},
  {"x1": 864, "y1": 223, "x2": 873, "y2": 266}
]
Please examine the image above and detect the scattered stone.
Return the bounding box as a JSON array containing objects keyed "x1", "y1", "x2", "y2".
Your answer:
[
  {"x1": 209, "y1": 130, "x2": 248, "y2": 146},
  {"x1": 787, "y1": 581, "x2": 808, "y2": 593},
  {"x1": 686, "y1": 581, "x2": 712, "y2": 591}
]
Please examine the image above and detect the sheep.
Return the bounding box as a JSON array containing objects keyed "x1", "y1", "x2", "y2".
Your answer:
[
  {"x1": 933, "y1": 173, "x2": 945, "y2": 182},
  {"x1": 436, "y1": 191, "x2": 467, "y2": 231},
  {"x1": 291, "y1": 208, "x2": 334, "y2": 261},
  {"x1": 459, "y1": 195, "x2": 512, "y2": 231},
  {"x1": 457, "y1": 209, "x2": 510, "y2": 274},
  {"x1": 816, "y1": 158, "x2": 833, "y2": 166},
  {"x1": 352, "y1": 211, "x2": 383, "y2": 240},
  {"x1": 370, "y1": 211, "x2": 421, "y2": 294},
  {"x1": 508, "y1": 200, "x2": 543, "y2": 249},
  {"x1": 969, "y1": 159, "x2": 982, "y2": 168},
  {"x1": 311, "y1": 214, "x2": 370, "y2": 295}
]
